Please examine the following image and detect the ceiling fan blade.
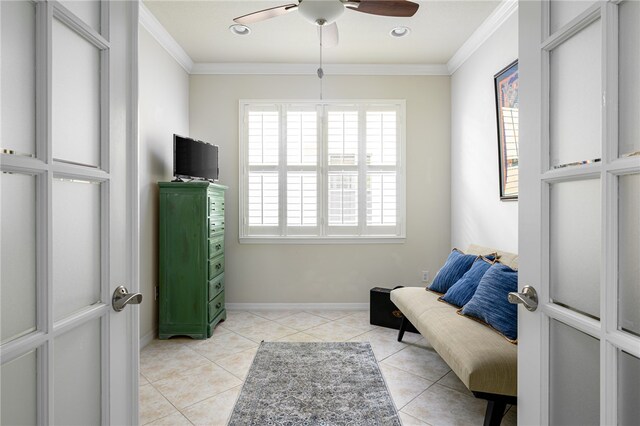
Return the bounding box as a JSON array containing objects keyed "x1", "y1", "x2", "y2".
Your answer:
[
  {"x1": 233, "y1": 4, "x2": 298, "y2": 25},
  {"x1": 351, "y1": 0, "x2": 419, "y2": 17},
  {"x1": 317, "y1": 22, "x2": 339, "y2": 47}
]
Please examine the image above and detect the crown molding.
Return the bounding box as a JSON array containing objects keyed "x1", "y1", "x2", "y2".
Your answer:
[
  {"x1": 138, "y1": 2, "x2": 194, "y2": 73},
  {"x1": 191, "y1": 62, "x2": 449, "y2": 76},
  {"x1": 446, "y1": 0, "x2": 518, "y2": 75}
]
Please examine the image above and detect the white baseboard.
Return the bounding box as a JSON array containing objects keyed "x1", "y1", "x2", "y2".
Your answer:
[
  {"x1": 226, "y1": 302, "x2": 369, "y2": 311},
  {"x1": 140, "y1": 329, "x2": 156, "y2": 348}
]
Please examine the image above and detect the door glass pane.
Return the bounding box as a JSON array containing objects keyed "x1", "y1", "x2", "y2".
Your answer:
[
  {"x1": 618, "y1": 0, "x2": 640, "y2": 157},
  {"x1": 619, "y1": 174, "x2": 640, "y2": 336},
  {"x1": 1, "y1": 173, "x2": 37, "y2": 344},
  {"x1": 549, "y1": 0, "x2": 593, "y2": 34},
  {"x1": 53, "y1": 178, "x2": 101, "y2": 321},
  {"x1": 54, "y1": 319, "x2": 101, "y2": 425},
  {"x1": 0, "y1": 0, "x2": 36, "y2": 156},
  {"x1": 1, "y1": 350, "x2": 37, "y2": 426},
  {"x1": 549, "y1": 19, "x2": 601, "y2": 168},
  {"x1": 618, "y1": 350, "x2": 640, "y2": 426},
  {"x1": 549, "y1": 319, "x2": 600, "y2": 425},
  {"x1": 52, "y1": 18, "x2": 101, "y2": 168},
  {"x1": 59, "y1": 0, "x2": 101, "y2": 33},
  {"x1": 550, "y1": 179, "x2": 601, "y2": 318}
]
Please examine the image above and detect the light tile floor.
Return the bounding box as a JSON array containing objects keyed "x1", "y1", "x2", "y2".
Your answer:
[{"x1": 140, "y1": 310, "x2": 517, "y2": 425}]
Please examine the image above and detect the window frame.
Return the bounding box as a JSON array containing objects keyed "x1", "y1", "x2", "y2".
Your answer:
[{"x1": 239, "y1": 99, "x2": 406, "y2": 244}]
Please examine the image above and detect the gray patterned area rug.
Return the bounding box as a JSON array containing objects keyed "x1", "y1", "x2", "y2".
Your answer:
[{"x1": 228, "y1": 342, "x2": 401, "y2": 426}]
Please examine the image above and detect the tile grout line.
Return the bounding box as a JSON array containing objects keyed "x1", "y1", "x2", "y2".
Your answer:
[
  {"x1": 142, "y1": 337, "x2": 249, "y2": 420},
  {"x1": 143, "y1": 409, "x2": 195, "y2": 426},
  {"x1": 398, "y1": 409, "x2": 434, "y2": 426},
  {"x1": 177, "y1": 383, "x2": 244, "y2": 413},
  {"x1": 433, "y1": 371, "x2": 475, "y2": 397},
  {"x1": 142, "y1": 379, "x2": 187, "y2": 425}
]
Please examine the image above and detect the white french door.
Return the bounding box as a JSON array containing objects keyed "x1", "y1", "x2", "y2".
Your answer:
[
  {"x1": 0, "y1": 0, "x2": 139, "y2": 424},
  {"x1": 518, "y1": 0, "x2": 640, "y2": 424}
]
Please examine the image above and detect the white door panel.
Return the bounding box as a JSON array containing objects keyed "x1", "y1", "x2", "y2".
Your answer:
[
  {"x1": 518, "y1": 1, "x2": 640, "y2": 424},
  {"x1": 0, "y1": 1, "x2": 139, "y2": 424}
]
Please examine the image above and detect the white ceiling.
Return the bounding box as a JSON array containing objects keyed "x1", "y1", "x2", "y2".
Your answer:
[{"x1": 143, "y1": 0, "x2": 501, "y2": 65}]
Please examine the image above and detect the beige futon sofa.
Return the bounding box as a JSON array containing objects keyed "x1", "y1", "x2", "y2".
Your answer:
[{"x1": 390, "y1": 244, "x2": 518, "y2": 426}]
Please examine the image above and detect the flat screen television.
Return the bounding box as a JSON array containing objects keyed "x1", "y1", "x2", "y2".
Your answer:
[{"x1": 173, "y1": 134, "x2": 219, "y2": 181}]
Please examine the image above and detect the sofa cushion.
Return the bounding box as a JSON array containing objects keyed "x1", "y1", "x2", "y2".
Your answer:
[
  {"x1": 428, "y1": 249, "x2": 478, "y2": 294},
  {"x1": 390, "y1": 287, "x2": 517, "y2": 396},
  {"x1": 440, "y1": 256, "x2": 493, "y2": 308},
  {"x1": 460, "y1": 263, "x2": 519, "y2": 342}
]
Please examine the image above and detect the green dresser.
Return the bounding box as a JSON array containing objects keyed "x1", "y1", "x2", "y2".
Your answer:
[{"x1": 158, "y1": 182, "x2": 227, "y2": 339}]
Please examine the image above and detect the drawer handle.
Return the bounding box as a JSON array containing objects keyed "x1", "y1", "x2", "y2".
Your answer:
[
  {"x1": 215, "y1": 244, "x2": 222, "y2": 250},
  {"x1": 215, "y1": 263, "x2": 222, "y2": 270},
  {"x1": 215, "y1": 282, "x2": 222, "y2": 290},
  {"x1": 215, "y1": 302, "x2": 222, "y2": 309}
]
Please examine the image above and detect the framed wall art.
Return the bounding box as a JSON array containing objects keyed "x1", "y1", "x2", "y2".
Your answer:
[{"x1": 494, "y1": 59, "x2": 519, "y2": 200}]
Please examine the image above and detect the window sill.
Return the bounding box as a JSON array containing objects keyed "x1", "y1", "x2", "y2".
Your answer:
[{"x1": 239, "y1": 236, "x2": 406, "y2": 245}]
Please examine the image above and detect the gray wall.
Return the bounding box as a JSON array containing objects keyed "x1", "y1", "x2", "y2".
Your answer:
[
  {"x1": 450, "y1": 13, "x2": 519, "y2": 253},
  {"x1": 189, "y1": 74, "x2": 452, "y2": 303},
  {"x1": 138, "y1": 26, "x2": 189, "y2": 339}
]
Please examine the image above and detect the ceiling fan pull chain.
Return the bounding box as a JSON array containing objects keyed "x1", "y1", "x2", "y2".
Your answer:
[{"x1": 318, "y1": 22, "x2": 324, "y2": 99}]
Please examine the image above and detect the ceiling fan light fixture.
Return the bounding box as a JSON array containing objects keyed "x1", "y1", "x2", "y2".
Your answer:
[
  {"x1": 229, "y1": 24, "x2": 251, "y2": 36},
  {"x1": 389, "y1": 26, "x2": 411, "y2": 38},
  {"x1": 298, "y1": 0, "x2": 345, "y2": 25}
]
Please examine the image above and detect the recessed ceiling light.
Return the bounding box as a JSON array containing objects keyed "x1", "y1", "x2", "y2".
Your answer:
[
  {"x1": 229, "y1": 24, "x2": 251, "y2": 36},
  {"x1": 389, "y1": 26, "x2": 411, "y2": 38}
]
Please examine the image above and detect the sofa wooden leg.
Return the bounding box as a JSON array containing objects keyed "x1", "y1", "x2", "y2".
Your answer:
[
  {"x1": 397, "y1": 316, "x2": 408, "y2": 342},
  {"x1": 483, "y1": 400, "x2": 507, "y2": 426}
]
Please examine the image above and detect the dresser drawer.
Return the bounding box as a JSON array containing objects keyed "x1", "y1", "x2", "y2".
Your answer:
[
  {"x1": 208, "y1": 254, "x2": 224, "y2": 280},
  {"x1": 208, "y1": 197, "x2": 225, "y2": 217},
  {"x1": 208, "y1": 217, "x2": 225, "y2": 237},
  {"x1": 208, "y1": 273, "x2": 225, "y2": 301},
  {"x1": 208, "y1": 236, "x2": 224, "y2": 259},
  {"x1": 208, "y1": 291, "x2": 225, "y2": 322}
]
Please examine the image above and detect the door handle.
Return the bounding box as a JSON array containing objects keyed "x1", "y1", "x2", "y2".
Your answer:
[
  {"x1": 112, "y1": 286, "x2": 143, "y2": 312},
  {"x1": 508, "y1": 285, "x2": 538, "y2": 312}
]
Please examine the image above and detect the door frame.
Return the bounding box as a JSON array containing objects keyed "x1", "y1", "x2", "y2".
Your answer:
[{"x1": 126, "y1": 0, "x2": 140, "y2": 423}]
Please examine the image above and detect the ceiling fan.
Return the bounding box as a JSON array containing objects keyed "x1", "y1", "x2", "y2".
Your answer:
[{"x1": 233, "y1": 0, "x2": 420, "y2": 47}]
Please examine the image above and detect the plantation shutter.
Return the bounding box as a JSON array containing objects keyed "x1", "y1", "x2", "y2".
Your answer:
[
  {"x1": 240, "y1": 101, "x2": 405, "y2": 241},
  {"x1": 325, "y1": 107, "x2": 360, "y2": 235},
  {"x1": 366, "y1": 110, "x2": 398, "y2": 231},
  {"x1": 245, "y1": 107, "x2": 280, "y2": 235},
  {"x1": 285, "y1": 107, "x2": 319, "y2": 234}
]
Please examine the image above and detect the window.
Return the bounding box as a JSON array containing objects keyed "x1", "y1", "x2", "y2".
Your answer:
[{"x1": 239, "y1": 100, "x2": 405, "y2": 242}]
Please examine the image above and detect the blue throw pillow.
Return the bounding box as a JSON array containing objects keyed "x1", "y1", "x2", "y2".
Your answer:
[
  {"x1": 428, "y1": 249, "x2": 478, "y2": 294},
  {"x1": 460, "y1": 262, "x2": 518, "y2": 342},
  {"x1": 440, "y1": 257, "x2": 493, "y2": 307}
]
